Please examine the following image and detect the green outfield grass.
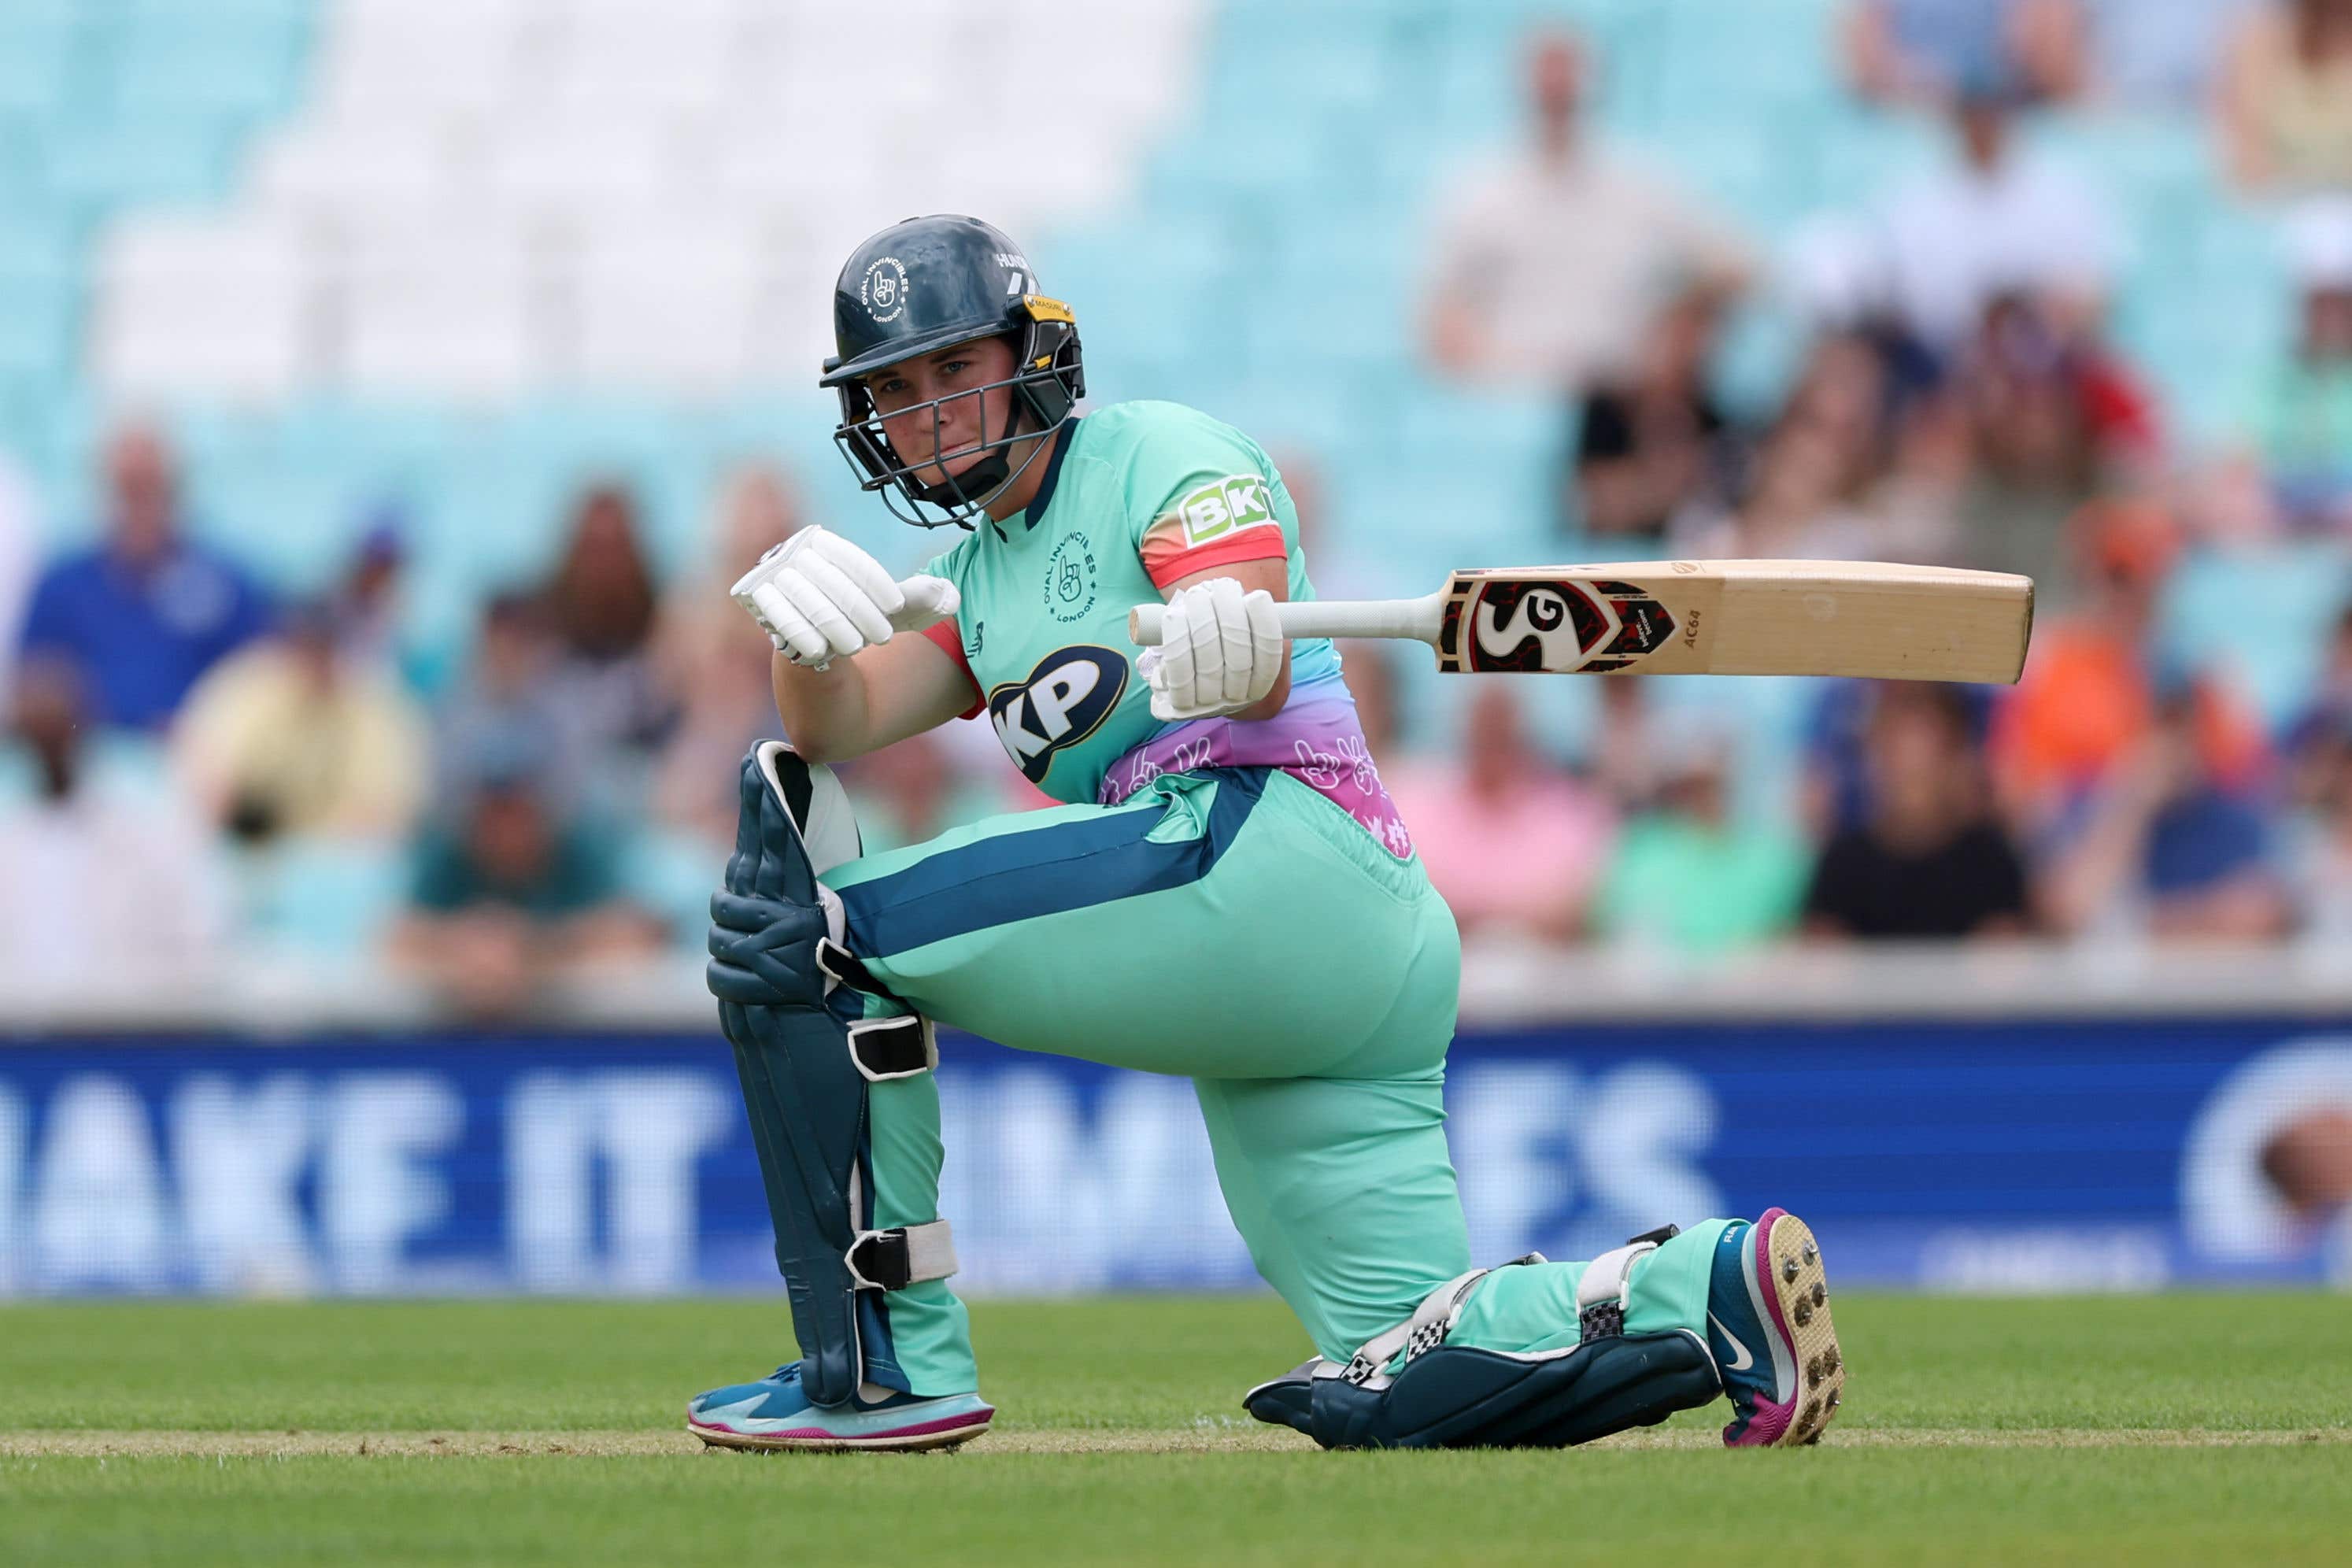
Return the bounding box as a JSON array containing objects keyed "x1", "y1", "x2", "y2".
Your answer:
[{"x1": 2, "y1": 1293, "x2": 2348, "y2": 1565}]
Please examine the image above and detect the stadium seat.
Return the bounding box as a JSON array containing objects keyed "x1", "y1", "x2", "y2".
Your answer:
[
  {"x1": 234, "y1": 836, "x2": 408, "y2": 959},
  {"x1": 90, "y1": 215, "x2": 311, "y2": 401}
]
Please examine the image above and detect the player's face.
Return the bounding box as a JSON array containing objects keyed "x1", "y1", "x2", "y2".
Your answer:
[{"x1": 866, "y1": 336, "x2": 1022, "y2": 488}]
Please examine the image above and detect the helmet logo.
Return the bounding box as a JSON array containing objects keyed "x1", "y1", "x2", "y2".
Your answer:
[{"x1": 861, "y1": 257, "x2": 908, "y2": 324}]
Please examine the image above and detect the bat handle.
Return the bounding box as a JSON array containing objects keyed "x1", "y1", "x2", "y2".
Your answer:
[{"x1": 1129, "y1": 595, "x2": 1442, "y2": 648}]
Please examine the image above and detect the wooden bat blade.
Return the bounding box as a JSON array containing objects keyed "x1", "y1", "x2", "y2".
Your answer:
[
  {"x1": 1434, "y1": 561, "x2": 2032, "y2": 682},
  {"x1": 1129, "y1": 561, "x2": 2034, "y2": 683}
]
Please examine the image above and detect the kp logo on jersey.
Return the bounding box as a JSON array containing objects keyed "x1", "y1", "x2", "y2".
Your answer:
[{"x1": 987, "y1": 646, "x2": 1130, "y2": 783}]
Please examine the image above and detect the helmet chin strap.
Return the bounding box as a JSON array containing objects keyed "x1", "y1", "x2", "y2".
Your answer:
[{"x1": 907, "y1": 397, "x2": 1041, "y2": 516}]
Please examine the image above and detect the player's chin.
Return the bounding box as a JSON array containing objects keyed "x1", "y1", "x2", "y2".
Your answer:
[{"x1": 913, "y1": 449, "x2": 988, "y2": 490}]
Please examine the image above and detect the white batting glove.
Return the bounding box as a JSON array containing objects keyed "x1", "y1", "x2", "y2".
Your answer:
[
  {"x1": 730, "y1": 526, "x2": 960, "y2": 668},
  {"x1": 1138, "y1": 577, "x2": 1285, "y2": 721}
]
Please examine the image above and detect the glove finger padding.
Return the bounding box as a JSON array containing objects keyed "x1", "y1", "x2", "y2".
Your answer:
[
  {"x1": 809, "y1": 530, "x2": 906, "y2": 619},
  {"x1": 1241, "y1": 586, "x2": 1283, "y2": 701},
  {"x1": 1208, "y1": 578, "x2": 1255, "y2": 707},
  {"x1": 776, "y1": 567, "x2": 864, "y2": 658},
  {"x1": 1157, "y1": 594, "x2": 1198, "y2": 708},
  {"x1": 753, "y1": 582, "x2": 828, "y2": 663},
  {"x1": 1145, "y1": 579, "x2": 1288, "y2": 720},
  {"x1": 797, "y1": 552, "x2": 896, "y2": 647}
]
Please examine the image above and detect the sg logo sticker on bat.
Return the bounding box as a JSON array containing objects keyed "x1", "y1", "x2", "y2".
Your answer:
[{"x1": 1440, "y1": 576, "x2": 1678, "y2": 674}]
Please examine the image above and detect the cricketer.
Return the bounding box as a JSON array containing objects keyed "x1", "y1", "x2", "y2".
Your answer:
[{"x1": 692, "y1": 216, "x2": 1844, "y2": 1453}]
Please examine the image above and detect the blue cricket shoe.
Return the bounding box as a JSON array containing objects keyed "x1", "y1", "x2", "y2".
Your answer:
[
  {"x1": 687, "y1": 1361, "x2": 995, "y2": 1453},
  {"x1": 1705, "y1": 1207, "x2": 1847, "y2": 1447}
]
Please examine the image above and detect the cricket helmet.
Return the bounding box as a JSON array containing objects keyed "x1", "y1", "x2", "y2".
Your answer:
[{"x1": 821, "y1": 214, "x2": 1085, "y2": 528}]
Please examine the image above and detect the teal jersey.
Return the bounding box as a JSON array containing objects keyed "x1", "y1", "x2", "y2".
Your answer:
[{"x1": 919, "y1": 401, "x2": 1410, "y2": 854}]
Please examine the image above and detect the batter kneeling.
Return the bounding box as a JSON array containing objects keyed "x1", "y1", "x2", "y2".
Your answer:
[{"x1": 689, "y1": 215, "x2": 1847, "y2": 1454}]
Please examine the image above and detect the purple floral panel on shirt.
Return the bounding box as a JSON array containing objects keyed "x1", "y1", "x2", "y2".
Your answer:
[{"x1": 1096, "y1": 678, "x2": 1415, "y2": 860}]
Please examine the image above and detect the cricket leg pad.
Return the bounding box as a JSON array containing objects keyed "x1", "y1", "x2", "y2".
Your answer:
[
  {"x1": 1245, "y1": 1237, "x2": 1721, "y2": 1451},
  {"x1": 1247, "y1": 1335, "x2": 1719, "y2": 1451},
  {"x1": 706, "y1": 743, "x2": 955, "y2": 1409}
]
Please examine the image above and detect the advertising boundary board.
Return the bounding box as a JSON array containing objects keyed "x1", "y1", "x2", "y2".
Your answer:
[{"x1": 1, "y1": 1019, "x2": 2347, "y2": 1296}]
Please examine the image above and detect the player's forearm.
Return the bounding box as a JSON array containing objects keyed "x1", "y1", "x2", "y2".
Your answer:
[{"x1": 770, "y1": 651, "x2": 875, "y2": 764}]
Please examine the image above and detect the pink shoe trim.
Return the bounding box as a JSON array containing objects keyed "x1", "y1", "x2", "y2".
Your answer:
[
  {"x1": 1723, "y1": 1207, "x2": 1799, "y2": 1448},
  {"x1": 693, "y1": 1407, "x2": 994, "y2": 1442},
  {"x1": 1748, "y1": 1207, "x2": 1796, "y2": 1350}
]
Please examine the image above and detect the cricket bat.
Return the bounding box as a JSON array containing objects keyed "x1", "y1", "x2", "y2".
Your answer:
[{"x1": 1128, "y1": 560, "x2": 2033, "y2": 683}]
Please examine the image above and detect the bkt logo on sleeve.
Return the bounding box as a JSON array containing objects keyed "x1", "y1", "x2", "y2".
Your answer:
[{"x1": 987, "y1": 647, "x2": 1130, "y2": 782}]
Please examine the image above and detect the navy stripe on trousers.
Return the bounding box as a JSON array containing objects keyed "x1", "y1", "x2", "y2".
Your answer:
[{"x1": 836, "y1": 767, "x2": 1269, "y2": 958}]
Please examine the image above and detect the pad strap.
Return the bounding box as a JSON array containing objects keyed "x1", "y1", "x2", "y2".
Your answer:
[
  {"x1": 818, "y1": 937, "x2": 911, "y2": 1008},
  {"x1": 845, "y1": 1219, "x2": 960, "y2": 1291},
  {"x1": 1575, "y1": 1223, "x2": 1678, "y2": 1342},
  {"x1": 1341, "y1": 1253, "x2": 1545, "y2": 1389},
  {"x1": 848, "y1": 1015, "x2": 937, "y2": 1082}
]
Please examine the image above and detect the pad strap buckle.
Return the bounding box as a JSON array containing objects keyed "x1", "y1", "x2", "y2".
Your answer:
[{"x1": 845, "y1": 1219, "x2": 960, "y2": 1291}]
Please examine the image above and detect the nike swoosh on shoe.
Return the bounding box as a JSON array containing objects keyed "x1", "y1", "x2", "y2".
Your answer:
[{"x1": 1708, "y1": 1312, "x2": 1756, "y2": 1372}]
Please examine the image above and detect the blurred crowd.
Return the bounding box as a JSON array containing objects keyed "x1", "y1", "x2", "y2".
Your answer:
[
  {"x1": 7, "y1": 1, "x2": 2352, "y2": 1014},
  {"x1": 1403, "y1": 0, "x2": 2352, "y2": 954},
  {"x1": 0, "y1": 426, "x2": 1025, "y2": 1016}
]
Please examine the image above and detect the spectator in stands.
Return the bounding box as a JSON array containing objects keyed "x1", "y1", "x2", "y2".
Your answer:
[
  {"x1": 388, "y1": 763, "x2": 663, "y2": 1019},
  {"x1": 1843, "y1": 0, "x2": 2088, "y2": 109},
  {"x1": 1803, "y1": 676, "x2": 1996, "y2": 837},
  {"x1": 1804, "y1": 683, "x2": 2031, "y2": 940},
  {"x1": 1720, "y1": 336, "x2": 1892, "y2": 561},
  {"x1": 1570, "y1": 294, "x2": 1747, "y2": 545},
  {"x1": 2220, "y1": 0, "x2": 2352, "y2": 191},
  {"x1": 1879, "y1": 91, "x2": 2118, "y2": 360},
  {"x1": 544, "y1": 482, "x2": 679, "y2": 819},
  {"x1": 2286, "y1": 604, "x2": 2352, "y2": 802},
  {"x1": 332, "y1": 511, "x2": 412, "y2": 680},
  {"x1": 1951, "y1": 292, "x2": 2161, "y2": 594},
  {"x1": 0, "y1": 657, "x2": 225, "y2": 988},
  {"x1": 2239, "y1": 198, "x2": 2352, "y2": 530},
  {"x1": 1591, "y1": 727, "x2": 1810, "y2": 954},
  {"x1": 0, "y1": 449, "x2": 33, "y2": 707},
  {"x1": 172, "y1": 597, "x2": 428, "y2": 845},
  {"x1": 17, "y1": 423, "x2": 272, "y2": 731},
  {"x1": 1995, "y1": 500, "x2": 2269, "y2": 827},
  {"x1": 434, "y1": 591, "x2": 588, "y2": 815},
  {"x1": 1421, "y1": 29, "x2": 1751, "y2": 396},
  {"x1": 2285, "y1": 710, "x2": 2352, "y2": 936},
  {"x1": 2036, "y1": 674, "x2": 2291, "y2": 941},
  {"x1": 651, "y1": 465, "x2": 802, "y2": 849},
  {"x1": 1588, "y1": 677, "x2": 1667, "y2": 815},
  {"x1": 1381, "y1": 682, "x2": 1613, "y2": 943}
]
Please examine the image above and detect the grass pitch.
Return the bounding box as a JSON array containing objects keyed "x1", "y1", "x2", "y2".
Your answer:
[{"x1": 2, "y1": 1293, "x2": 2349, "y2": 1565}]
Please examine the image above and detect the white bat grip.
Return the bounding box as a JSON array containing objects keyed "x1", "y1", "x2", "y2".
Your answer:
[{"x1": 1128, "y1": 593, "x2": 1445, "y2": 647}]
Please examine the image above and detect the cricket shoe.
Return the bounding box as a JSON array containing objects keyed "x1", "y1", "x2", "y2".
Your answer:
[
  {"x1": 686, "y1": 1362, "x2": 994, "y2": 1453},
  {"x1": 1704, "y1": 1207, "x2": 1846, "y2": 1447}
]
